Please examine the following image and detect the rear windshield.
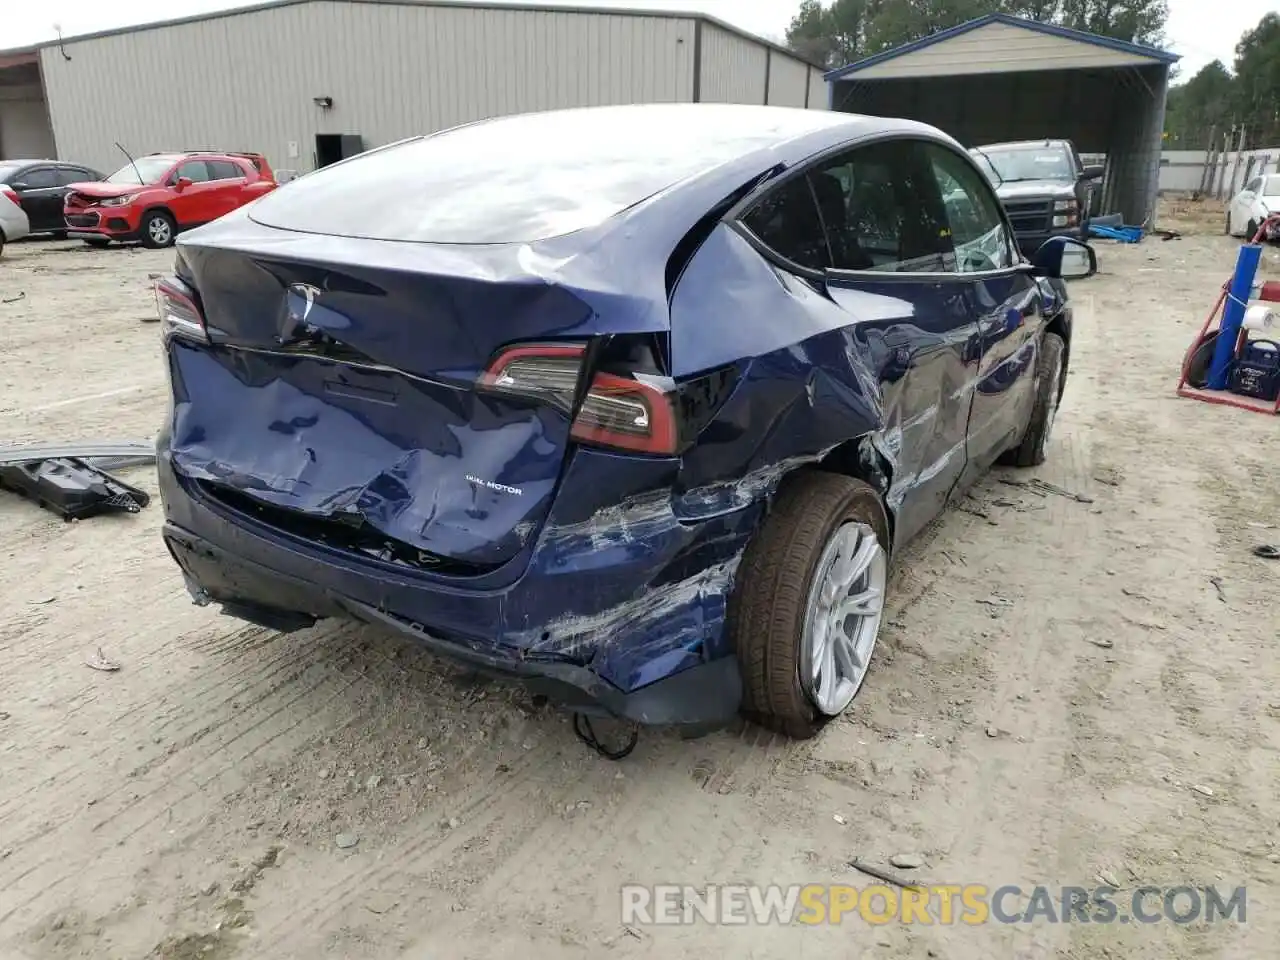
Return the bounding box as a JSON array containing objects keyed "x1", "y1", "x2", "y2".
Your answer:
[{"x1": 249, "y1": 107, "x2": 810, "y2": 244}]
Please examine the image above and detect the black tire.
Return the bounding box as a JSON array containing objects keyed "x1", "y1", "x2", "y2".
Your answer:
[
  {"x1": 1003, "y1": 333, "x2": 1066, "y2": 468},
  {"x1": 83, "y1": 237, "x2": 110, "y2": 249},
  {"x1": 729, "y1": 471, "x2": 890, "y2": 739},
  {"x1": 1247, "y1": 219, "x2": 1259, "y2": 242},
  {"x1": 139, "y1": 210, "x2": 176, "y2": 249}
]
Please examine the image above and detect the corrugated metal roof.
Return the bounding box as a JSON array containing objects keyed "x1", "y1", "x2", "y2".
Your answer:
[
  {"x1": 825, "y1": 12, "x2": 1178, "y2": 81},
  {"x1": 0, "y1": 0, "x2": 825, "y2": 68}
]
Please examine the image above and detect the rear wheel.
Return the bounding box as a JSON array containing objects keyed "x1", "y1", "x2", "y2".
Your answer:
[
  {"x1": 140, "y1": 210, "x2": 176, "y2": 248},
  {"x1": 730, "y1": 472, "x2": 890, "y2": 739},
  {"x1": 1003, "y1": 332, "x2": 1066, "y2": 468},
  {"x1": 83, "y1": 237, "x2": 110, "y2": 249}
]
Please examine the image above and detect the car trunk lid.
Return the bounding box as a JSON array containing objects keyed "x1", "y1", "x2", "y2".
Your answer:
[{"x1": 167, "y1": 229, "x2": 664, "y2": 572}]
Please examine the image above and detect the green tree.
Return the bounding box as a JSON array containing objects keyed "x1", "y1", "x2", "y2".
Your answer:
[
  {"x1": 1162, "y1": 61, "x2": 1234, "y2": 148},
  {"x1": 1233, "y1": 13, "x2": 1280, "y2": 145},
  {"x1": 1056, "y1": 0, "x2": 1169, "y2": 46}
]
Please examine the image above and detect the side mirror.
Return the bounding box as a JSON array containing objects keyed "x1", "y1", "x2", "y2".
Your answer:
[
  {"x1": 1032, "y1": 236, "x2": 1097, "y2": 280},
  {"x1": 1080, "y1": 164, "x2": 1105, "y2": 181},
  {"x1": 174, "y1": 177, "x2": 193, "y2": 191}
]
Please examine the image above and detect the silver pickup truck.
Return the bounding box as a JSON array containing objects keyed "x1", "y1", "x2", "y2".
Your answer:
[{"x1": 970, "y1": 139, "x2": 1104, "y2": 256}]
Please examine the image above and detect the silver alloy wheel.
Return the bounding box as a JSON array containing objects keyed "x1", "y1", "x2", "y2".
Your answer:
[
  {"x1": 148, "y1": 216, "x2": 172, "y2": 245},
  {"x1": 1042, "y1": 347, "x2": 1064, "y2": 445},
  {"x1": 800, "y1": 521, "x2": 888, "y2": 716}
]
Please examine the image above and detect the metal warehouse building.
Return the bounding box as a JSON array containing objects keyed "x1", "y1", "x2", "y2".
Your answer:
[
  {"x1": 0, "y1": 0, "x2": 827, "y2": 176},
  {"x1": 826, "y1": 13, "x2": 1178, "y2": 226}
]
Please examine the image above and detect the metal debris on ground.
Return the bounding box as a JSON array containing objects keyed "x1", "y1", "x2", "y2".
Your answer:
[
  {"x1": 850, "y1": 859, "x2": 926, "y2": 891},
  {"x1": 85, "y1": 648, "x2": 121, "y2": 672},
  {"x1": 1209, "y1": 577, "x2": 1227, "y2": 602},
  {"x1": 1000, "y1": 477, "x2": 1094, "y2": 503},
  {"x1": 1252, "y1": 545, "x2": 1280, "y2": 560},
  {"x1": 2, "y1": 292, "x2": 24, "y2": 304},
  {"x1": 976, "y1": 596, "x2": 1014, "y2": 607},
  {"x1": 1089, "y1": 638, "x2": 1115, "y2": 649}
]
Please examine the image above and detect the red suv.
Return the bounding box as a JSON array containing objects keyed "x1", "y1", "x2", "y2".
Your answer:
[{"x1": 64, "y1": 151, "x2": 277, "y2": 248}]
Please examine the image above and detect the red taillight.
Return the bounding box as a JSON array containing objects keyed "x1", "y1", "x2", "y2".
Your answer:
[
  {"x1": 477, "y1": 343, "x2": 678, "y2": 456},
  {"x1": 478, "y1": 343, "x2": 586, "y2": 414},
  {"x1": 570, "y1": 372, "x2": 677, "y2": 455},
  {"x1": 0, "y1": 185, "x2": 18, "y2": 205},
  {"x1": 155, "y1": 277, "x2": 208, "y2": 341}
]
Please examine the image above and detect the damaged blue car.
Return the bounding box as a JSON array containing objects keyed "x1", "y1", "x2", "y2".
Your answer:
[{"x1": 155, "y1": 104, "x2": 1090, "y2": 740}]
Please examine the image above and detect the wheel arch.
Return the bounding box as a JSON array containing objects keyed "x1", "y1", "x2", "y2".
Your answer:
[
  {"x1": 813, "y1": 435, "x2": 897, "y2": 551},
  {"x1": 1045, "y1": 309, "x2": 1071, "y2": 403},
  {"x1": 139, "y1": 205, "x2": 175, "y2": 226}
]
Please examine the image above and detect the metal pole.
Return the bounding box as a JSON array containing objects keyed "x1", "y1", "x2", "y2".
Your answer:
[{"x1": 1207, "y1": 244, "x2": 1263, "y2": 391}]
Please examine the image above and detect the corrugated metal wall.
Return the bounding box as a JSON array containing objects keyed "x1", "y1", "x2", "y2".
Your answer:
[
  {"x1": 831, "y1": 63, "x2": 1169, "y2": 224},
  {"x1": 38, "y1": 1, "x2": 824, "y2": 176},
  {"x1": 698, "y1": 23, "x2": 768, "y2": 105},
  {"x1": 0, "y1": 64, "x2": 56, "y2": 160},
  {"x1": 807, "y1": 67, "x2": 827, "y2": 110},
  {"x1": 40, "y1": 2, "x2": 699, "y2": 174},
  {"x1": 766, "y1": 55, "x2": 808, "y2": 108}
]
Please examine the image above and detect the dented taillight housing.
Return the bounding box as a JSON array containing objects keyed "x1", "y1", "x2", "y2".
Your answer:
[
  {"x1": 478, "y1": 342, "x2": 681, "y2": 456},
  {"x1": 155, "y1": 276, "x2": 208, "y2": 342}
]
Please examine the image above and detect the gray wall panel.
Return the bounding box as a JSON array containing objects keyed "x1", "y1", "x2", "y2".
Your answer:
[
  {"x1": 698, "y1": 23, "x2": 766, "y2": 105},
  {"x1": 39, "y1": 1, "x2": 699, "y2": 175}
]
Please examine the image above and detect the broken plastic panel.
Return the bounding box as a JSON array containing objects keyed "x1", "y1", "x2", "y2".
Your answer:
[{"x1": 0, "y1": 457, "x2": 151, "y2": 520}]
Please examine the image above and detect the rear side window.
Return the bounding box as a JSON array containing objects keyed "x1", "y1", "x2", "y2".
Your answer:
[
  {"x1": 740, "y1": 175, "x2": 830, "y2": 270},
  {"x1": 208, "y1": 160, "x2": 244, "y2": 180},
  {"x1": 810, "y1": 139, "x2": 952, "y2": 273},
  {"x1": 56, "y1": 167, "x2": 90, "y2": 185},
  {"x1": 18, "y1": 167, "x2": 58, "y2": 189}
]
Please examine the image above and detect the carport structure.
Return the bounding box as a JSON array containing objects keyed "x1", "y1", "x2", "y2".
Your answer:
[{"x1": 825, "y1": 14, "x2": 1178, "y2": 226}]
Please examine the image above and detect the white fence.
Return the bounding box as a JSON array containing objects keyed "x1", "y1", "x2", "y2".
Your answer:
[{"x1": 1159, "y1": 147, "x2": 1280, "y2": 198}]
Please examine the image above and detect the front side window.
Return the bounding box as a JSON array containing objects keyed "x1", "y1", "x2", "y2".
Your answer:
[
  {"x1": 811, "y1": 139, "x2": 952, "y2": 273},
  {"x1": 175, "y1": 161, "x2": 213, "y2": 183},
  {"x1": 740, "y1": 175, "x2": 830, "y2": 270},
  {"x1": 927, "y1": 144, "x2": 1015, "y2": 273}
]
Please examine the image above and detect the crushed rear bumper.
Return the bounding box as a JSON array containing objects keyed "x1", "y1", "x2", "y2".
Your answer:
[{"x1": 163, "y1": 521, "x2": 743, "y2": 729}]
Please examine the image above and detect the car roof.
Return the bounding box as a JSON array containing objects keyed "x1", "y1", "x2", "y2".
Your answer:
[
  {"x1": 974, "y1": 140, "x2": 1069, "y2": 151},
  {"x1": 248, "y1": 103, "x2": 919, "y2": 245}
]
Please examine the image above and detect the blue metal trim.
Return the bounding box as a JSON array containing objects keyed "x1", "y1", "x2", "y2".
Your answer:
[{"x1": 824, "y1": 13, "x2": 1178, "y2": 81}]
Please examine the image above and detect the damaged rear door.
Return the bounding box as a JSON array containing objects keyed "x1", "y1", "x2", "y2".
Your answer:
[{"x1": 815, "y1": 138, "x2": 978, "y2": 545}]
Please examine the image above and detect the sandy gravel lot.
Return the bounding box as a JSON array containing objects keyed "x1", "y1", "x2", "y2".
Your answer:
[{"x1": 0, "y1": 207, "x2": 1278, "y2": 960}]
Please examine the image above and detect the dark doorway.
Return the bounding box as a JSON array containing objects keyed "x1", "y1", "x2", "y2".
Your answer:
[{"x1": 314, "y1": 134, "x2": 365, "y2": 168}]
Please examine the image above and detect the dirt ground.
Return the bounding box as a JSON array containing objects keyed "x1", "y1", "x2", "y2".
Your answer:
[{"x1": 1, "y1": 203, "x2": 1278, "y2": 960}]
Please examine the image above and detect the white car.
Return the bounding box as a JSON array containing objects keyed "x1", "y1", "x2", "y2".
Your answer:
[
  {"x1": 1227, "y1": 174, "x2": 1280, "y2": 240},
  {"x1": 0, "y1": 185, "x2": 31, "y2": 256}
]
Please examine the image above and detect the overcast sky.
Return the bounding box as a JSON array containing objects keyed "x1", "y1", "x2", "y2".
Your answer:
[{"x1": 3, "y1": 0, "x2": 1272, "y2": 79}]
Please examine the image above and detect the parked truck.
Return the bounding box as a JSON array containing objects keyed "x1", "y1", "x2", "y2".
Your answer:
[{"x1": 970, "y1": 139, "x2": 1104, "y2": 255}]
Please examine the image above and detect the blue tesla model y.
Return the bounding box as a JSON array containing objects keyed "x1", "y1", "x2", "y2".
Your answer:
[{"x1": 155, "y1": 104, "x2": 1090, "y2": 740}]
